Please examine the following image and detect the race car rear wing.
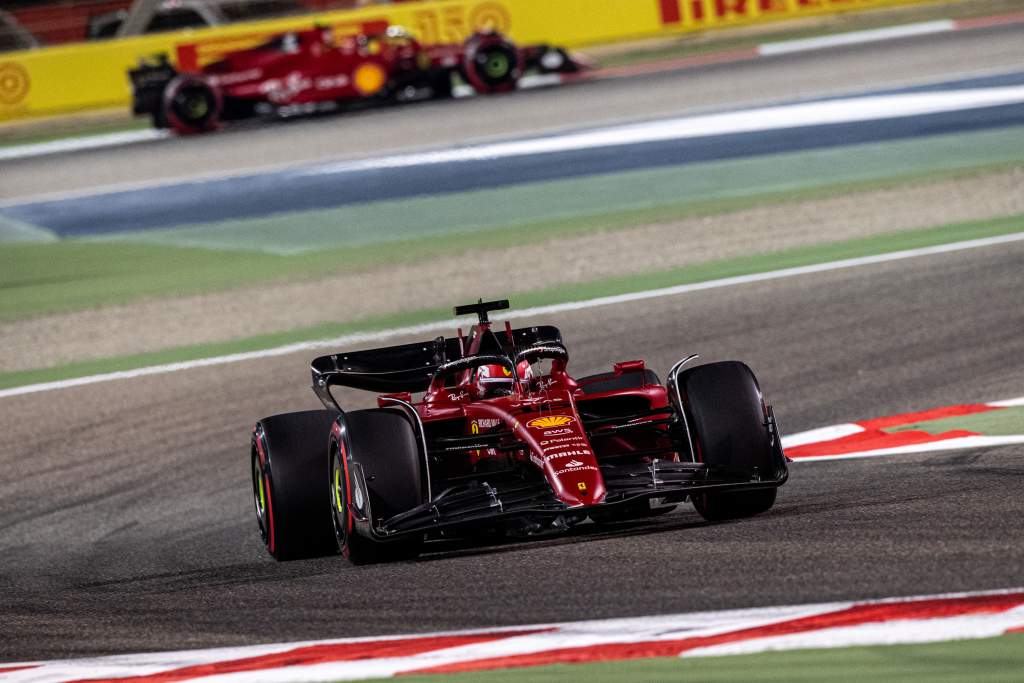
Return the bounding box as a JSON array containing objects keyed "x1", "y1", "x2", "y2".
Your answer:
[{"x1": 311, "y1": 325, "x2": 562, "y2": 400}]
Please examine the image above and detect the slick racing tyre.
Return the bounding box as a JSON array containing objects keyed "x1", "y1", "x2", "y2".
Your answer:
[
  {"x1": 251, "y1": 410, "x2": 338, "y2": 560},
  {"x1": 429, "y1": 70, "x2": 454, "y2": 99},
  {"x1": 678, "y1": 361, "x2": 780, "y2": 521},
  {"x1": 162, "y1": 74, "x2": 221, "y2": 134},
  {"x1": 151, "y1": 105, "x2": 168, "y2": 130},
  {"x1": 463, "y1": 34, "x2": 522, "y2": 94},
  {"x1": 331, "y1": 409, "x2": 425, "y2": 565}
]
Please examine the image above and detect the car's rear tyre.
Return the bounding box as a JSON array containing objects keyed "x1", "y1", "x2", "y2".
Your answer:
[
  {"x1": 677, "y1": 361, "x2": 780, "y2": 522},
  {"x1": 463, "y1": 34, "x2": 521, "y2": 94},
  {"x1": 251, "y1": 410, "x2": 337, "y2": 560},
  {"x1": 162, "y1": 75, "x2": 221, "y2": 134},
  {"x1": 151, "y1": 105, "x2": 168, "y2": 129},
  {"x1": 429, "y1": 71, "x2": 454, "y2": 99},
  {"x1": 331, "y1": 409, "x2": 425, "y2": 565}
]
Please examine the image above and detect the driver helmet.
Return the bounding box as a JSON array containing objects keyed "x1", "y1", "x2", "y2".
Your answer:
[
  {"x1": 385, "y1": 25, "x2": 413, "y2": 41},
  {"x1": 474, "y1": 363, "x2": 515, "y2": 398},
  {"x1": 281, "y1": 32, "x2": 299, "y2": 53}
]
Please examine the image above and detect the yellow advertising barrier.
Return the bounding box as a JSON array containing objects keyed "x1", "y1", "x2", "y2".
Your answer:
[{"x1": 0, "y1": 0, "x2": 944, "y2": 121}]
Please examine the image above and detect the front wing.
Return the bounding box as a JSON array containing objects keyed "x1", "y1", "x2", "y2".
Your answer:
[{"x1": 356, "y1": 459, "x2": 789, "y2": 540}]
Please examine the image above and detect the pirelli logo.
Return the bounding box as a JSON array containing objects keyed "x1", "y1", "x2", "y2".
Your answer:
[
  {"x1": 658, "y1": 0, "x2": 896, "y2": 27},
  {"x1": 0, "y1": 62, "x2": 30, "y2": 106}
]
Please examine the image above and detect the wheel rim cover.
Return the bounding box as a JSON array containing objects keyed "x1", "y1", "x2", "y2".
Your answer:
[
  {"x1": 331, "y1": 452, "x2": 348, "y2": 542},
  {"x1": 483, "y1": 52, "x2": 509, "y2": 78},
  {"x1": 251, "y1": 454, "x2": 267, "y2": 539},
  {"x1": 180, "y1": 91, "x2": 208, "y2": 120}
]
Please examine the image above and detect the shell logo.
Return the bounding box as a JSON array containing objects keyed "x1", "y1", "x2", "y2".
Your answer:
[
  {"x1": 352, "y1": 62, "x2": 386, "y2": 96},
  {"x1": 468, "y1": 2, "x2": 512, "y2": 33},
  {"x1": 0, "y1": 62, "x2": 30, "y2": 106},
  {"x1": 526, "y1": 415, "x2": 574, "y2": 429}
]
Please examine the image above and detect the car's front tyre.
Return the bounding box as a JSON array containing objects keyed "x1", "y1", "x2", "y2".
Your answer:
[
  {"x1": 330, "y1": 409, "x2": 425, "y2": 564},
  {"x1": 463, "y1": 33, "x2": 522, "y2": 94},
  {"x1": 162, "y1": 75, "x2": 222, "y2": 134},
  {"x1": 676, "y1": 361, "x2": 784, "y2": 521}
]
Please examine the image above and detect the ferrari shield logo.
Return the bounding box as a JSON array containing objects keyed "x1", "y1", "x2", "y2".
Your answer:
[{"x1": 577, "y1": 482, "x2": 588, "y2": 494}]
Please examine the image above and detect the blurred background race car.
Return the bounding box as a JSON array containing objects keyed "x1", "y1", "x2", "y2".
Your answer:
[{"x1": 129, "y1": 23, "x2": 588, "y2": 133}]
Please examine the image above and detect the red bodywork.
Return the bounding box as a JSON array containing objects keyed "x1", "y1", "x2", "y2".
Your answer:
[
  {"x1": 383, "y1": 319, "x2": 672, "y2": 509},
  {"x1": 131, "y1": 25, "x2": 587, "y2": 133},
  {"x1": 255, "y1": 300, "x2": 788, "y2": 559},
  {"x1": 201, "y1": 27, "x2": 436, "y2": 105}
]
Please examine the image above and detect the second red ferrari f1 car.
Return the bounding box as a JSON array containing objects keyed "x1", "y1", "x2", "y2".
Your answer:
[
  {"x1": 130, "y1": 25, "x2": 587, "y2": 133},
  {"x1": 250, "y1": 299, "x2": 789, "y2": 564}
]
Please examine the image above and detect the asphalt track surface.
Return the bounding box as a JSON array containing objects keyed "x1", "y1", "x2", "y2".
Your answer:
[
  {"x1": 2, "y1": 22, "x2": 1023, "y2": 202},
  {"x1": 2, "y1": 26, "x2": 1024, "y2": 665},
  {"x1": 2, "y1": 238, "x2": 1023, "y2": 662}
]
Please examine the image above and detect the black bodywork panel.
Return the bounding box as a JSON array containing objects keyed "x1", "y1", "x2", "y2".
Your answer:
[
  {"x1": 128, "y1": 54, "x2": 177, "y2": 116},
  {"x1": 370, "y1": 456, "x2": 789, "y2": 539},
  {"x1": 311, "y1": 325, "x2": 562, "y2": 396}
]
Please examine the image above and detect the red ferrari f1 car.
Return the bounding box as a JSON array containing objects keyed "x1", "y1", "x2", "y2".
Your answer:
[
  {"x1": 130, "y1": 25, "x2": 587, "y2": 133},
  {"x1": 250, "y1": 300, "x2": 789, "y2": 564}
]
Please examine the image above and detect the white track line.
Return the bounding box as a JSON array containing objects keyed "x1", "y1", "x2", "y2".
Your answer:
[
  {"x1": 683, "y1": 608, "x2": 1024, "y2": 658},
  {"x1": 780, "y1": 424, "x2": 863, "y2": 448},
  {"x1": 791, "y1": 435, "x2": 1024, "y2": 462},
  {"x1": 4, "y1": 588, "x2": 1023, "y2": 682},
  {"x1": 0, "y1": 76, "x2": 566, "y2": 164},
  {"x1": 758, "y1": 20, "x2": 955, "y2": 56},
  {"x1": 0, "y1": 129, "x2": 169, "y2": 162},
  {"x1": 781, "y1": 397, "x2": 1024, "y2": 460},
  {"x1": 2, "y1": 230, "x2": 1023, "y2": 399},
  {"x1": 5, "y1": 67, "x2": 1021, "y2": 207},
  {"x1": 299, "y1": 86, "x2": 1024, "y2": 177},
  {"x1": 2, "y1": 13, "x2": 1017, "y2": 167},
  {"x1": 990, "y1": 397, "x2": 1024, "y2": 407}
]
